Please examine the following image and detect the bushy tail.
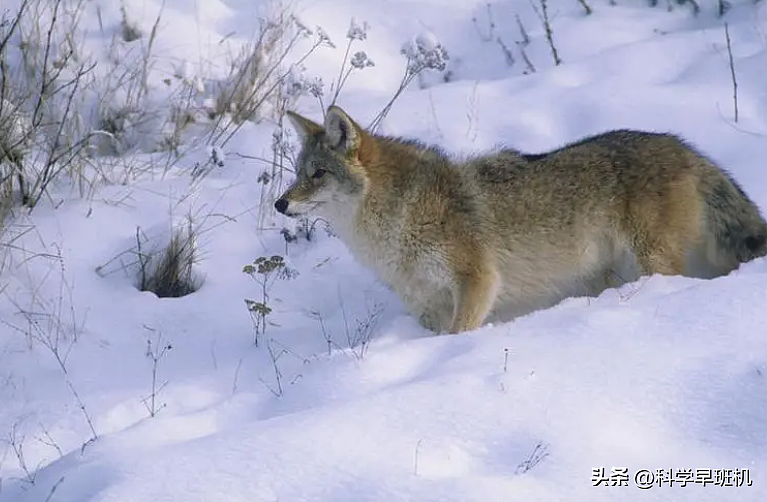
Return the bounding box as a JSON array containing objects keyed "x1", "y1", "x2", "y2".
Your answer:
[{"x1": 701, "y1": 167, "x2": 767, "y2": 266}]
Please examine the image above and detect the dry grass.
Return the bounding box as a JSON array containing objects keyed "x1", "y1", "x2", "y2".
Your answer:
[{"x1": 136, "y1": 219, "x2": 202, "y2": 298}]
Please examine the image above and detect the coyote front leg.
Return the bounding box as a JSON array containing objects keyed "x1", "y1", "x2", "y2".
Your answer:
[{"x1": 449, "y1": 264, "x2": 500, "y2": 333}]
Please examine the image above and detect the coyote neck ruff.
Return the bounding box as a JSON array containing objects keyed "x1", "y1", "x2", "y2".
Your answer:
[{"x1": 274, "y1": 106, "x2": 767, "y2": 335}]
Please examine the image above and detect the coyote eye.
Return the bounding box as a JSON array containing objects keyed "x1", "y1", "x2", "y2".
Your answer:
[{"x1": 312, "y1": 169, "x2": 326, "y2": 179}]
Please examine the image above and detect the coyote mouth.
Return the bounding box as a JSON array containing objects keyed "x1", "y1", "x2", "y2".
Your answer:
[{"x1": 285, "y1": 201, "x2": 323, "y2": 217}]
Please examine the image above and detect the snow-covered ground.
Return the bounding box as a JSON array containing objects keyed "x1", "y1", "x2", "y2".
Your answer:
[{"x1": 2, "y1": 0, "x2": 767, "y2": 501}]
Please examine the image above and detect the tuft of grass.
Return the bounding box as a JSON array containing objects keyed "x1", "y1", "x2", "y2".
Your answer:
[
  {"x1": 119, "y1": 2, "x2": 143, "y2": 43},
  {"x1": 136, "y1": 219, "x2": 203, "y2": 298}
]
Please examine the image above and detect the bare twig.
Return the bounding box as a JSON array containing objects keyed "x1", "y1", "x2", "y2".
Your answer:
[
  {"x1": 261, "y1": 338, "x2": 285, "y2": 397},
  {"x1": 311, "y1": 310, "x2": 334, "y2": 356},
  {"x1": 2, "y1": 246, "x2": 97, "y2": 443},
  {"x1": 515, "y1": 14, "x2": 536, "y2": 74},
  {"x1": 724, "y1": 22, "x2": 738, "y2": 123},
  {"x1": 232, "y1": 356, "x2": 244, "y2": 394},
  {"x1": 330, "y1": 38, "x2": 354, "y2": 106},
  {"x1": 141, "y1": 326, "x2": 172, "y2": 417},
  {"x1": 515, "y1": 442, "x2": 550, "y2": 474},
  {"x1": 577, "y1": 0, "x2": 593, "y2": 15},
  {"x1": 472, "y1": 3, "x2": 496, "y2": 42},
  {"x1": 496, "y1": 37, "x2": 515, "y2": 67},
  {"x1": 36, "y1": 422, "x2": 63, "y2": 458},
  {"x1": 515, "y1": 13, "x2": 530, "y2": 47},
  {"x1": 44, "y1": 476, "x2": 65, "y2": 502},
  {"x1": 0, "y1": 0, "x2": 32, "y2": 54},
  {"x1": 413, "y1": 438, "x2": 423, "y2": 476},
  {"x1": 7, "y1": 423, "x2": 38, "y2": 485},
  {"x1": 337, "y1": 292, "x2": 383, "y2": 360},
  {"x1": 139, "y1": 0, "x2": 165, "y2": 101},
  {"x1": 520, "y1": 47, "x2": 536, "y2": 74},
  {"x1": 532, "y1": 0, "x2": 562, "y2": 66}
]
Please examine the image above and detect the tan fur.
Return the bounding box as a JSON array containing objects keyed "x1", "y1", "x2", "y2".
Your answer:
[{"x1": 275, "y1": 106, "x2": 767, "y2": 334}]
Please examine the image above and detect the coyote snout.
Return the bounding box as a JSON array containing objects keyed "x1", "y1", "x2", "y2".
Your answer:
[
  {"x1": 273, "y1": 196, "x2": 318, "y2": 218},
  {"x1": 272, "y1": 178, "x2": 327, "y2": 218},
  {"x1": 274, "y1": 105, "x2": 767, "y2": 335}
]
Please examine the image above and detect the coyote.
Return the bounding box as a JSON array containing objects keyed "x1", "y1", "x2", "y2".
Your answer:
[{"x1": 275, "y1": 106, "x2": 767, "y2": 334}]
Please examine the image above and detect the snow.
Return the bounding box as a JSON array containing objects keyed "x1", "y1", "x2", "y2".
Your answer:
[{"x1": 2, "y1": 0, "x2": 767, "y2": 501}]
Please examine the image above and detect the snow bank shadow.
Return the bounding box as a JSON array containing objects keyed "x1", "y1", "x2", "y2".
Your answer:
[
  {"x1": 249, "y1": 333, "x2": 483, "y2": 426},
  {"x1": 683, "y1": 363, "x2": 767, "y2": 455},
  {"x1": 4, "y1": 447, "x2": 115, "y2": 502}
]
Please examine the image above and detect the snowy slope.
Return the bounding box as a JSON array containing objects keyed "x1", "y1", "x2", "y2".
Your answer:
[{"x1": 2, "y1": 1, "x2": 767, "y2": 501}]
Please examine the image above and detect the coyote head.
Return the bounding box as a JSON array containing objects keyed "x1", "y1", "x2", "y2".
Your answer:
[{"x1": 274, "y1": 106, "x2": 371, "y2": 219}]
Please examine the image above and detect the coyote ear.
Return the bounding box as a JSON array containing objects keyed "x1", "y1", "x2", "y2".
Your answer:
[
  {"x1": 286, "y1": 110, "x2": 323, "y2": 140},
  {"x1": 324, "y1": 106, "x2": 362, "y2": 154}
]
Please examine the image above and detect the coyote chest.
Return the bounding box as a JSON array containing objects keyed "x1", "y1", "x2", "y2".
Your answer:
[{"x1": 345, "y1": 209, "x2": 450, "y2": 306}]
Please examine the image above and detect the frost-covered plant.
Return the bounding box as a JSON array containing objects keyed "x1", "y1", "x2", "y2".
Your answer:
[
  {"x1": 345, "y1": 300, "x2": 384, "y2": 361},
  {"x1": 350, "y1": 51, "x2": 375, "y2": 70},
  {"x1": 1, "y1": 244, "x2": 99, "y2": 444},
  {"x1": 369, "y1": 32, "x2": 449, "y2": 132},
  {"x1": 91, "y1": 1, "x2": 194, "y2": 161},
  {"x1": 252, "y1": 110, "x2": 299, "y2": 228},
  {"x1": 208, "y1": 14, "x2": 336, "y2": 147},
  {"x1": 400, "y1": 33, "x2": 449, "y2": 74},
  {"x1": 280, "y1": 216, "x2": 328, "y2": 253},
  {"x1": 243, "y1": 255, "x2": 298, "y2": 346},
  {"x1": 0, "y1": 0, "x2": 99, "y2": 207},
  {"x1": 347, "y1": 17, "x2": 370, "y2": 41},
  {"x1": 189, "y1": 145, "x2": 225, "y2": 182},
  {"x1": 284, "y1": 68, "x2": 325, "y2": 103},
  {"x1": 278, "y1": 17, "x2": 375, "y2": 125},
  {"x1": 141, "y1": 327, "x2": 172, "y2": 418},
  {"x1": 327, "y1": 18, "x2": 376, "y2": 108},
  {"x1": 0, "y1": 98, "x2": 33, "y2": 206}
]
